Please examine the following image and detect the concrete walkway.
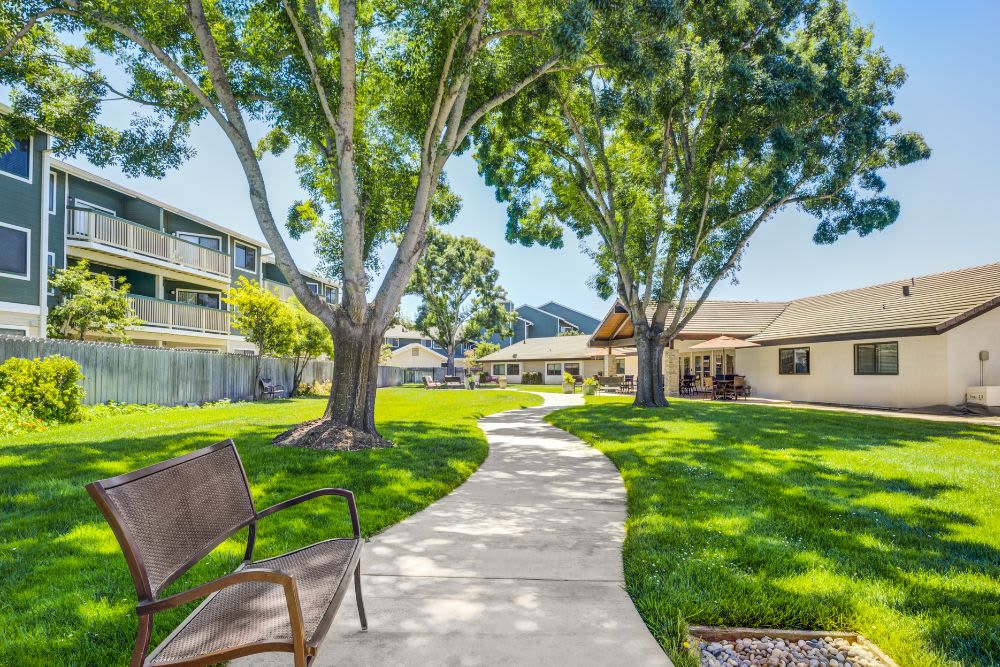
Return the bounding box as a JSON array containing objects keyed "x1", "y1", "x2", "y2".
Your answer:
[{"x1": 235, "y1": 391, "x2": 670, "y2": 666}]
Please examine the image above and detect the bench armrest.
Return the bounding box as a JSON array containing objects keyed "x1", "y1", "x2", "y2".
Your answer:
[{"x1": 256, "y1": 488, "x2": 361, "y2": 540}]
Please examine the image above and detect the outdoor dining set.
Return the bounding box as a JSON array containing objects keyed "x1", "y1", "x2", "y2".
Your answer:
[{"x1": 680, "y1": 374, "x2": 751, "y2": 400}]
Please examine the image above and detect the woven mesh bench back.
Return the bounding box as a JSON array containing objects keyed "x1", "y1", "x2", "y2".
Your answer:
[{"x1": 88, "y1": 440, "x2": 256, "y2": 597}]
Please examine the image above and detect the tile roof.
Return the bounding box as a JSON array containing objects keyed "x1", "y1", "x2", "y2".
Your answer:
[
  {"x1": 750, "y1": 262, "x2": 1000, "y2": 343},
  {"x1": 479, "y1": 335, "x2": 605, "y2": 362},
  {"x1": 660, "y1": 301, "x2": 789, "y2": 337}
]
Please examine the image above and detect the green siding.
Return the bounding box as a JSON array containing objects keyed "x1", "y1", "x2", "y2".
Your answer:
[
  {"x1": 122, "y1": 198, "x2": 162, "y2": 230},
  {"x1": 163, "y1": 210, "x2": 229, "y2": 247},
  {"x1": 0, "y1": 131, "x2": 45, "y2": 306}
]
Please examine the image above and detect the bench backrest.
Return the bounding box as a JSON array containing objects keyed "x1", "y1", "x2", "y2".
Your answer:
[
  {"x1": 443, "y1": 376, "x2": 462, "y2": 383},
  {"x1": 259, "y1": 378, "x2": 275, "y2": 389},
  {"x1": 86, "y1": 440, "x2": 256, "y2": 599}
]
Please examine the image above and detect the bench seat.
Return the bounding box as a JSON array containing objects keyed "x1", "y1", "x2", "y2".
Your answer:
[{"x1": 149, "y1": 538, "x2": 361, "y2": 665}]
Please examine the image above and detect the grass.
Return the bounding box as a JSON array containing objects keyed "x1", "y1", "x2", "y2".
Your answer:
[
  {"x1": 0, "y1": 388, "x2": 541, "y2": 665},
  {"x1": 509, "y1": 384, "x2": 568, "y2": 393},
  {"x1": 546, "y1": 396, "x2": 1000, "y2": 667}
]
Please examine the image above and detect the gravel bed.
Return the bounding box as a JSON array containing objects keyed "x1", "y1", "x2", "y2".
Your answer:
[{"x1": 697, "y1": 635, "x2": 889, "y2": 667}]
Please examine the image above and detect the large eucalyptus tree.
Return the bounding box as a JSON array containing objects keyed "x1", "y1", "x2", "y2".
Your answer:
[
  {"x1": 476, "y1": 0, "x2": 930, "y2": 407},
  {"x1": 1, "y1": 0, "x2": 593, "y2": 439}
]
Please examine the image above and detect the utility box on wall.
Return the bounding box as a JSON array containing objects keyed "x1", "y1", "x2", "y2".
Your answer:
[{"x1": 966, "y1": 386, "x2": 1000, "y2": 414}]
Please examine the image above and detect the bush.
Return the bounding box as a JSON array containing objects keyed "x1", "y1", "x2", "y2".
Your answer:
[
  {"x1": 81, "y1": 401, "x2": 164, "y2": 421},
  {"x1": 563, "y1": 371, "x2": 575, "y2": 384},
  {"x1": 299, "y1": 380, "x2": 332, "y2": 396},
  {"x1": 583, "y1": 377, "x2": 599, "y2": 387},
  {"x1": 0, "y1": 355, "x2": 85, "y2": 422},
  {"x1": 0, "y1": 402, "x2": 48, "y2": 437},
  {"x1": 521, "y1": 371, "x2": 543, "y2": 385}
]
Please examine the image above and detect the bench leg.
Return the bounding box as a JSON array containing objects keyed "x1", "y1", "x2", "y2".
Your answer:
[{"x1": 354, "y1": 561, "x2": 368, "y2": 631}]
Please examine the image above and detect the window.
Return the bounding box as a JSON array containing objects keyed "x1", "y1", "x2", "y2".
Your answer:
[
  {"x1": 855, "y1": 342, "x2": 898, "y2": 375},
  {"x1": 506, "y1": 363, "x2": 520, "y2": 375},
  {"x1": 48, "y1": 173, "x2": 57, "y2": 213},
  {"x1": 778, "y1": 347, "x2": 810, "y2": 375},
  {"x1": 176, "y1": 290, "x2": 222, "y2": 309},
  {"x1": 325, "y1": 288, "x2": 338, "y2": 304},
  {"x1": 615, "y1": 358, "x2": 626, "y2": 375},
  {"x1": 0, "y1": 137, "x2": 30, "y2": 181},
  {"x1": 0, "y1": 326, "x2": 28, "y2": 336},
  {"x1": 306, "y1": 282, "x2": 319, "y2": 295},
  {"x1": 563, "y1": 362, "x2": 581, "y2": 377},
  {"x1": 176, "y1": 232, "x2": 222, "y2": 250},
  {"x1": 234, "y1": 242, "x2": 257, "y2": 272},
  {"x1": 47, "y1": 252, "x2": 56, "y2": 295},
  {"x1": 0, "y1": 222, "x2": 30, "y2": 280},
  {"x1": 546, "y1": 363, "x2": 562, "y2": 376}
]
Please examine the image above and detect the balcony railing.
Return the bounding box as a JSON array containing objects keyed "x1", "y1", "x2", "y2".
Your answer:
[
  {"x1": 263, "y1": 279, "x2": 295, "y2": 301},
  {"x1": 128, "y1": 294, "x2": 231, "y2": 335},
  {"x1": 67, "y1": 208, "x2": 231, "y2": 279}
]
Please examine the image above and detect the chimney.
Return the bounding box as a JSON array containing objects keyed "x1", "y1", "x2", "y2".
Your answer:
[{"x1": 902, "y1": 285, "x2": 911, "y2": 297}]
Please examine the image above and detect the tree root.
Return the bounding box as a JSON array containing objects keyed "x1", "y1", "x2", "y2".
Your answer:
[{"x1": 273, "y1": 418, "x2": 395, "y2": 451}]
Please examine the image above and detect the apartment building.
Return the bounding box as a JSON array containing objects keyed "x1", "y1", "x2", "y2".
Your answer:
[{"x1": 0, "y1": 125, "x2": 339, "y2": 352}]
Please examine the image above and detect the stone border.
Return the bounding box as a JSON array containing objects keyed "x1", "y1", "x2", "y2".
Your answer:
[{"x1": 688, "y1": 626, "x2": 899, "y2": 667}]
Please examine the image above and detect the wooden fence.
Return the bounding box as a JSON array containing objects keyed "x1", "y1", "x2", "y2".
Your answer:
[{"x1": 0, "y1": 335, "x2": 335, "y2": 406}]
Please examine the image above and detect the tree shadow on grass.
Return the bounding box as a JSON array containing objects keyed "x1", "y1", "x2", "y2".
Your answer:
[
  {"x1": 548, "y1": 401, "x2": 1000, "y2": 667},
  {"x1": 0, "y1": 398, "x2": 499, "y2": 665}
]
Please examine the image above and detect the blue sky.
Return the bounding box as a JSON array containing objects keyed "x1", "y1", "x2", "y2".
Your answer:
[{"x1": 47, "y1": 0, "x2": 1000, "y2": 320}]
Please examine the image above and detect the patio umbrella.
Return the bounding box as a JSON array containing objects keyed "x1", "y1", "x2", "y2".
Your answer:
[{"x1": 688, "y1": 335, "x2": 760, "y2": 350}]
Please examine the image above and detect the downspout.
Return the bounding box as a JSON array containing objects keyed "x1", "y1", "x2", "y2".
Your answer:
[{"x1": 38, "y1": 146, "x2": 52, "y2": 338}]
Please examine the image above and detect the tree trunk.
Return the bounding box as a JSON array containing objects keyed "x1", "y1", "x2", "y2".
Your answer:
[
  {"x1": 325, "y1": 318, "x2": 383, "y2": 434},
  {"x1": 446, "y1": 343, "x2": 455, "y2": 375},
  {"x1": 633, "y1": 328, "x2": 668, "y2": 408}
]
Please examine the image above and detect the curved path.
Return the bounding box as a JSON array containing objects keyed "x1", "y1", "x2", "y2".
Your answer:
[{"x1": 237, "y1": 391, "x2": 670, "y2": 666}]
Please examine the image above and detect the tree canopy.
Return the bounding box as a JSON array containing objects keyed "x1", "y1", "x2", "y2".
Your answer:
[
  {"x1": 47, "y1": 260, "x2": 142, "y2": 342},
  {"x1": 407, "y1": 227, "x2": 515, "y2": 372},
  {"x1": 475, "y1": 0, "x2": 930, "y2": 405},
  {"x1": 1, "y1": 0, "x2": 600, "y2": 434}
]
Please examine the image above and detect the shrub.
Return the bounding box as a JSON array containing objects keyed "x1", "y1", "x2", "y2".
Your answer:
[
  {"x1": 563, "y1": 371, "x2": 575, "y2": 384},
  {"x1": 521, "y1": 371, "x2": 543, "y2": 385},
  {"x1": 299, "y1": 380, "x2": 332, "y2": 396},
  {"x1": 583, "y1": 377, "x2": 599, "y2": 387},
  {"x1": 0, "y1": 401, "x2": 48, "y2": 437},
  {"x1": 81, "y1": 401, "x2": 164, "y2": 421},
  {"x1": 0, "y1": 355, "x2": 85, "y2": 422}
]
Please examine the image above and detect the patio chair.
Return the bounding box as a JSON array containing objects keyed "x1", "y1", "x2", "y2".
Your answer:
[
  {"x1": 85, "y1": 440, "x2": 365, "y2": 667},
  {"x1": 621, "y1": 375, "x2": 635, "y2": 393},
  {"x1": 599, "y1": 376, "x2": 622, "y2": 393},
  {"x1": 423, "y1": 375, "x2": 442, "y2": 389},
  {"x1": 733, "y1": 375, "x2": 750, "y2": 399},
  {"x1": 701, "y1": 375, "x2": 717, "y2": 399},
  {"x1": 259, "y1": 378, "x2": 286, "y2": 399}
]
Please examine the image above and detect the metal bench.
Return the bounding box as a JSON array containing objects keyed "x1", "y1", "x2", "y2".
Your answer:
[
  {"x1": 86, "y1": 440, "x2": 365, "y2": 667},
  {"x1": 259, "y1": 377, "x2": 287, "y2": 399}
]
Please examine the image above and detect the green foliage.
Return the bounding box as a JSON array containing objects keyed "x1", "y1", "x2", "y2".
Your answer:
[
  {"x1": 582, "y1": 376, "x2": 598, "y2": 387},
  {"x1": 47, "y1": 260, "x2": 142, "y2": 342},
  {"x1": 0, "y1": 402, "x2": 47, "y2": 437},
  {"x1": 475, "y1": 0, "x2": 930, "y2": 341},
  {"x1": 81, "y1": 401, "x2": 164, "y2": 421},
  {"x1": 226, "y1": 277, "x2": 295, "y2": 359},
  {"x1": 0, "y1": 355, "x2": 85, "y2": 422},
  {"x1": 521, "y1": 371, "x2": 544, "y2": 384},
  {"x1": 562, "y1": 371, "x2": 575, "y2": 384},
  {"x1": 557, "y1": 329, "x2": 581, "y2": 336},
  {"x1": 406, "y1": 227, "x2": 516, "y2": 369},
  {"x1": 471, "y1": 342, "x2": 501, "y2": 360},
  {"x1": 286, "y1": 298, "x2": 334, "y2": 395}
]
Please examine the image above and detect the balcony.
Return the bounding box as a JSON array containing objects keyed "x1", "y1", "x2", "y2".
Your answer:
[
  {"x1": 263, "y1": 279, "x2": 295, "y2": 301},
  {"x1": 128, "y1": 294, "x2": 231, "y2": 335},
  {"x1": 67, "y1": 208, "x2": 231, "y2": 279}
]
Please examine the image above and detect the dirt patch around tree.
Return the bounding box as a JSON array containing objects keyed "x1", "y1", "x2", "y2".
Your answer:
[{"x1": 273, "y1": 418, "x2": 395, "y2": 451}]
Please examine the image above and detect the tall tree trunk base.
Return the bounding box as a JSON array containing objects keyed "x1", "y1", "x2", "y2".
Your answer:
[
  {"x1": 273, "y1": 417, "x2": 394, "y2": 451},
  {"x1": 632, "y1": 331, "x2": 670, "y2": 408}
]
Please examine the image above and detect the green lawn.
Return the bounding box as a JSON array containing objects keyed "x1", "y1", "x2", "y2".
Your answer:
[
  {"x1": 0, "y1": 388, "x2": 541, "y2": 665},
  {"x1": 509, "y1": 384, "x2": 567, "y2": 393},
  {"x1": 546, "y1": 397, "x2": 1000, "y2": 667}
]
